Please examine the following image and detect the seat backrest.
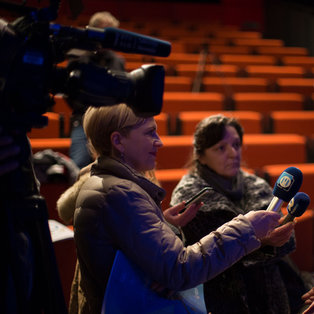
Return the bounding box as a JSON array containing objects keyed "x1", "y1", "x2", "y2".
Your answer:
[
  {"x1": 270, "y1": 111, "x2": 314, "y2": 135},
  {"x1": 233, "y1": 92, "x2": 304, "y2": 113},
  {"x1": 177, "y1": 110, "x2": 263, "y2": 135}
]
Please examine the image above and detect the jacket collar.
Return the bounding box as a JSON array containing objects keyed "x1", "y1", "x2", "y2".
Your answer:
[{"x1": 91, "y1": 156, "x2": 166, "y2": 206}]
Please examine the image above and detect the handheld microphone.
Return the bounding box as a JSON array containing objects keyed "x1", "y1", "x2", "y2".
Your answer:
[
  {"x1": 266, "y1": 167, "x2": 303, "y2": 212},
  {"x1": 281, "y1": 192, "x2": 310, "y2": 225}
]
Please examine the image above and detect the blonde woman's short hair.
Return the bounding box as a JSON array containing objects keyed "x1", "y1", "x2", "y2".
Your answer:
[
  {"x1": 83, "y1": 104, "x2": 146, "y2": 157},
  {"x1": 89, "y1": 11, "x2": 120, "y2": 28}
]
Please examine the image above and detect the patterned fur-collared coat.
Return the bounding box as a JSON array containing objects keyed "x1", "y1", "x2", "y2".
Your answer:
[{"x1": 171, "y1": 169, "x2": 308, "y2": 314}]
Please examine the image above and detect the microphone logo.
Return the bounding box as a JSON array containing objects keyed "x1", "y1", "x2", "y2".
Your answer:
[
  {"x1": 277, "y1": 171, "x2": 294, "y2": 191},
  {"x1": 287, "y1": 198, "x2": 295, "y2": 213}
]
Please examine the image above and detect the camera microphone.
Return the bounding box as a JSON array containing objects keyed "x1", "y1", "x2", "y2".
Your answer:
[
  {"x1": 281, "y1": 192, "x2": 310, "y2": 225},
  {"x1": 50, "y1": 24, "x2": 172, "y2": 57},
  {"x1": 266, "y1": 167, "x2": 303, "y2": 212},
  {"x1": 90, "y1": 26, "x2": 171, "y2": 57}
]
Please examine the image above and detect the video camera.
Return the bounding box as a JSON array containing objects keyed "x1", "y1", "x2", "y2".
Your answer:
[
  {"x1": 0, "y1": 1, "x2": 171, "y2": 313},
  {"x1": 0, "y1": 0, "x2": 171, "y2": 135}
]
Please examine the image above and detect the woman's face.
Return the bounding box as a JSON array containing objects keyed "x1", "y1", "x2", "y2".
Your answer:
[
  {"x1": 198, "y1": 125, "x2": 242, "y2": 178},
  {"x1": 120, "y1": 117, "x2": 163, "y2": 172}
]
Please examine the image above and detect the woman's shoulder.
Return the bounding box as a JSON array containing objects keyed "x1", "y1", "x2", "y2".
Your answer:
[{"x1": 77, "y1": 172, "x2": 162, "y2": 215}]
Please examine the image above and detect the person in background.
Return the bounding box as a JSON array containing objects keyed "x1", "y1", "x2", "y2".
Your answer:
[
  {"x1": 61, "y1": 103, "x2": 289, "y2": 313},
  {"x1": 66, "y1": 11, "x2": 125, "y2": 169},
  {"x1": 170, "y1": 114, "x2": 313, "y2": 314}
]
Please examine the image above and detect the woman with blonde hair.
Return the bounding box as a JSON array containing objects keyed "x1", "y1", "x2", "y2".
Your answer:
[{"x1": 61, "y1": 104, "x2": 283, "y2": 313}]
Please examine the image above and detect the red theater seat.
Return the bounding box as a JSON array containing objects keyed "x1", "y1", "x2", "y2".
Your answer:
[
  {"x1": 270, "y1": 111, "x2": 314, "y2": 135},
  {"x1": 40, "y1": 183, "x2": 71, "y2": 222},
  {"x1": 30, "y1": 138, "x2": 71, "y2": 156},
  {"x1": 208, "y1": 45, "x2": 252, "y2": 56},
  {"x1": 212, "y1": 30, "x2": 262, "y2": 39},
  {"x1": 157, "y1": 134, "x2": 306, "y2": 171},
  {"x1": 157, "y1": 136, "x2": 193, "y2": 170},
  {"x1": 232, "y1": 38, "x2": 284, "y2": 47},
  {"x1": 202, "y1": 77, "x2": 269, "y2": 93},
  {"x1": 242, "y1": 134, "x2": 306, "y2": 170},
  {"x1": 176, "y1": 64, "x2": 240, "y2": 78},
  {"x1": 177, "y1": 111, "x2": 263, "y2": 135},
  {"x1": 173, "y1": 37, "x2": 231, "y2": 53},
  {"x1": 162, "y1": 92, "x2": 224, "y2": 114},
  {"x1": 276, "y1": 78, "x2": 314, "y2": 96},
  {"x1": 155, "y1": 168, "x2": 188, "y2": 210},
  {"x1": 233, "y1": 92, "x2": 304, "y2": 113},
  {"x1": 219, "y1": 54, "x2": 277, "y2": 66},
  {"x1": 51, "y1": 227, "x2": 77, "y2": 307},
  {"x1": 255, "y1": 46, "x2": 308, "y2": 57},
  {"x1": 244, "y1": 65, "x2": 305, "y2": 79},
  {"x1": 162, "y1": 92, "x2": 225, "y2": 133},
  {"x1": 28, "y1": 112, "x2": 61, "y2": 138},
  {"x1": 282, "y1": 56, "x2": 314, "y2": 70},
  {"x1": 164, "y1": 76, "x2": 192, "y2": 92},
  {"x1": 154, "y1": 52, "x2": 206, "y2": 66},
  {"x1": 155, "y1": 113, "x2": 169, "y2": 135}
]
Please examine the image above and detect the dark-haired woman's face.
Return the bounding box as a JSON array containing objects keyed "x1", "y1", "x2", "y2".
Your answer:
[{"x1": 198, "y1": 126, "x2": 242, "y2": 178}]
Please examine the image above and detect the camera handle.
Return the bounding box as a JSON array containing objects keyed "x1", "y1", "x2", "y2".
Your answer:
[{"x1": 1, "y1": 134, "x2": 67, "y2": 314}]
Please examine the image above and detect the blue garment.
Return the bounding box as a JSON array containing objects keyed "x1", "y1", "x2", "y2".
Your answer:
[{"x1": 69, "y1": 122, "x2": 93, "y2": 169}]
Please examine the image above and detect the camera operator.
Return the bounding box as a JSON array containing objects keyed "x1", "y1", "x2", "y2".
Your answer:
[
  {"x1": 66, "y1": 11, "x2": 125, "y2": 169},
  {"x1": 0, "y1": 126, "x2": 20, "y2": 175}
]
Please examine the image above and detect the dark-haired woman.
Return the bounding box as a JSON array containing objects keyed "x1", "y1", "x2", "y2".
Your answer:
[{"x1": 171, "y1": 114, "x2": 311, "y2": 314}]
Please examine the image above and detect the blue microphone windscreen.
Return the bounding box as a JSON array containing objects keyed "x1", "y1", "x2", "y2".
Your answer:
[
  {"x1": 287, "y1": 192, "x2": 310, "y2": 217},
  {"x1": 273, "y1": 167, "x2": 303, "y2": 202}
]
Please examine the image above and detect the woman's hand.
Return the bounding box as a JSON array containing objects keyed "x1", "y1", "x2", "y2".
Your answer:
[
  {"x1": 302, "y1": 287, "x2": 314, "y2": 314},
  {"x1": 261, "y1": 218, "x2": 295, "y2": 247},
  {"x1": 163, "y1": 201, "x2": 203, "y2": 227},
  {"x1": 244, "y1": 210, "x2": 281, "y2": 239}
]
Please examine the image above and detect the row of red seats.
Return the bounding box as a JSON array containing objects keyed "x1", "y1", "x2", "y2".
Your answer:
[
  {"x1": 29, "y1": 133, "x2": 307, "y2": 172},
  {"x1": 162, "y1": 76, "x2": 314, "y2": 94},
  {"x1": 121, "y1": 52, "x2": 314, "y2": 68},
  {"x1": 126, "y1": 63, "x2": 314, "y2": 79},
  {"x1": 32, "y1": 93, "x2": 314, "y2": 138},
  {"x1": 27, "y1": 109, "x2": 314, "y2": 138}
]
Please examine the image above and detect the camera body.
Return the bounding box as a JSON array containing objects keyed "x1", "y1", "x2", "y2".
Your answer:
[{"x1": 0, "y1": 4, "x2": 170, "y2": 134}]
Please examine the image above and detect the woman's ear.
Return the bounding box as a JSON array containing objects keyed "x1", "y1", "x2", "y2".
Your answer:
[
  {"x1": 111, "y1": 131, "x2": 124, "y2": 153},
  {"x1": 198, "y1": 154, "x2": 205, "y2": 165}
]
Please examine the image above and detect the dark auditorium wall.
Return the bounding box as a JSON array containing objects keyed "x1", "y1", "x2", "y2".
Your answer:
[
  {"x1": 57, "y1": 0, "x2": 265, "y2": 31},
  {"x1": 264, "y1": 0, "x2": 314, "y2": 55},
  {"x1": 0, "y1": 0, "x2": 266, "y2": 32}
]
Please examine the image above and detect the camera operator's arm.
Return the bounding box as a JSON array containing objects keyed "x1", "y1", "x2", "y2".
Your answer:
[{"x1": 0, "y1": 127, "x2": 20, "y2": 175}]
